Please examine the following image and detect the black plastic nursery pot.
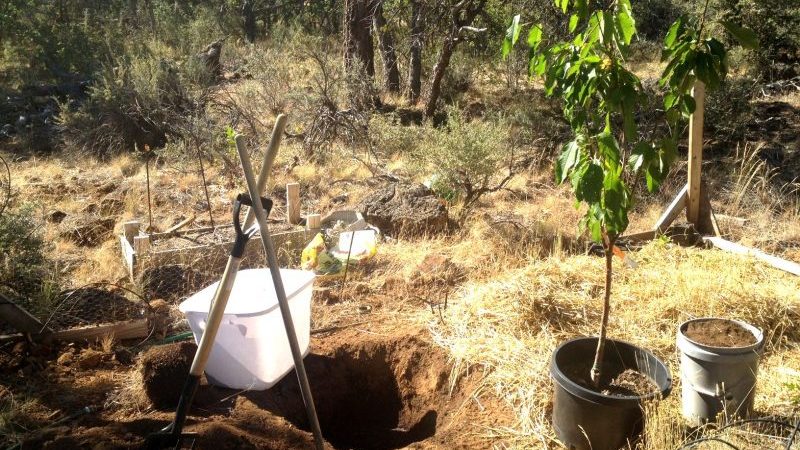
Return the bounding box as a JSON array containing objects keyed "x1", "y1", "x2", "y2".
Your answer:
[{"x1": 551, "y1": 337, "x2": 672, "y2": 450}]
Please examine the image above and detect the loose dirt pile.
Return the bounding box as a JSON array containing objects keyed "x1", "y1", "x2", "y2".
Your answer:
[{"x1": 140, "y1": 341, "x2": 197, "y2": 409}]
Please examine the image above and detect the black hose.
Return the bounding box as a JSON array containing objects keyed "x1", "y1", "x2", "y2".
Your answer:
[
  {"x1": 680, "y1": 436, "x2": 742, "y2": 450},
  {"x1": 718, "y1": 417, "x2": 797, "y2": 433}
]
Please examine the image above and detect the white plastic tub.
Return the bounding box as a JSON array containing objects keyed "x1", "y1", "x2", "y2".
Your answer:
[{"x1": 179, "y1": 268, "x2": 315, "y2": 390}]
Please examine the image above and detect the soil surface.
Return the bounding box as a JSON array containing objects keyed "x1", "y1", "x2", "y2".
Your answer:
[
  {"x1": 683, "y1": 318, "x2": 758, "y2": 348},
  {"x1": 603, "y1": 369, "x2": 658, "y2": 397},
  {"x1": 564, "y1": 361, "x2": 658, "y2": 397},
  {"x1": 6, "y1": 328, "x2": 502, "y2": 449},
  {"x1": 140, "y1": 341, "x2": 197, "y2": 409},
  {"x1": 360, "y1": 182, "x2": 449, "y2": 236}
]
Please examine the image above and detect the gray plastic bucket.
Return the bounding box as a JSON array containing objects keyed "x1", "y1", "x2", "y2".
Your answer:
[{"x1": 677, "y1": 318, "x2": 764, "y2": 425}]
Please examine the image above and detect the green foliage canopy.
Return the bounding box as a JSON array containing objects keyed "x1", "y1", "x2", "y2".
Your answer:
[{"x1": 504, "y1": 0, "x2": 752, "y2": 243}]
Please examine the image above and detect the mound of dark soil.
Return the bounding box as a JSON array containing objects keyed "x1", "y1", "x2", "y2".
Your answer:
[
  {"x1": 360, "y1": 182, "x2": 448, "y2": 237},
  {"x1": 140, "y1": 341, "x2": 197, "y2": 409}
]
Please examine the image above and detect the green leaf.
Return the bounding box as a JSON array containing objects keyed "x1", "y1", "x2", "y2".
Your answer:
[
  {"x1": 530, "y1": 53, "x2": 547, "y2": 76},
  {"x1": 693, "y1": 51, "x2": 707, "y2": 81},
  {"x1": 645, "y1": 139, "x2": 678, "y2": 192},
  {"x1": 527, "y1": 24, "x2": 543, "y2": 49},
  {"x1": 555, "y1": 140, "x2": 580, "y2": 184},
  {"x1": 502, "y1": 15, "x2": 521, "y2": 60},
  {"x1": 621, "y1": 89, "x2": 637, "y2": 141},
  {"x1": 664, "y1": 92, "x2": 678, "y2": 110},
  {"x1": 569, "y1": 14, "x2": 579, "y2": 33},
  {"x1": 681, "y1": 94, "x2": 696, "y2": 116},
  {"x1": 602, "y1": 11, "x2": 615, "y2": 45},
  {"x1": 720, "y1": 20, "x2": 759, "y2": 50},
  {"x1": 628, "y1": 153, "x2": 644, "y2": 173},
  {"x1": 575, "y1": 161, "x2": 604, "y2": 203},
  {"x1": 602, "y1": 170, "x2": 629, "y2": 234},
  {"x1": 597, "y1": 131, "x2": 620, "y2": 167},
  {"x1": 629, "y1": 141, "x2": 653, "y2": 172},
  {"x1": 584, "y1": 206, "x2": 604, "y2": 242},
  {"x1": 573, "y1": 0, "x2": 588, "y2": 22},
  {"x1": 616, "y1": 10, "x2": 635, "y2": 45},
  {"x1": 663, "y1": 17, "x2": 682, "y2": 48}
]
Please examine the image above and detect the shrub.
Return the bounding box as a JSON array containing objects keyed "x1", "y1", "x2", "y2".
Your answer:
[
  {"x1": 369, "y1": 114, "x2": 427, "y2": 157},
  {"x1": 704, "y1": 77, "x2": 755, "y2": 147},
  {"x1": 291, "y1": 39, "x2": 374, "y2": 160},
  {"x1": 632, "y1": 0, "x2": 685, "y2": 41},
  {"x1": 247, "y1": 45, "x2": 297, "y2": 116},
  {"x1": 57, "y1": 49, "x2": 198, "y2": 157},
  {"x1": 413, "y1": 109, "x2": 516, "y2": 221},
  {"x1": 0, "y1": 205, "x2": 58, "y2": 317}
]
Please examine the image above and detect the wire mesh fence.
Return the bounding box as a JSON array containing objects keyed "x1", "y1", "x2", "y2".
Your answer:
[
  {"x1": 41, "y1": 284, "x2": 149, "y2": 332},
  {"x1": 133, "y1": 226, "x2": 308, "y2": 305}
]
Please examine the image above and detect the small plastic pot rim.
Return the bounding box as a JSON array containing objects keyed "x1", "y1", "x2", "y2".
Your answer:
[
  {"x1": 677, "y1": 317, "x2": 764, "y2": 355},
  {"x1": 550, "y1": 337, "x2": 672, "y2": 406}
]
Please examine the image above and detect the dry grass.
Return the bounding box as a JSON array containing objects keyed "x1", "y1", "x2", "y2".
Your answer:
[
  {"x1": 431, "y1": 240, "x2": 800, "y2": 448},
  {"x1": 3, "y1": 72, "x2": 800, "y2": 449}
]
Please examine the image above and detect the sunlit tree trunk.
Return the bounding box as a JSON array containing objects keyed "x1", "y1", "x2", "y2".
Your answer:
[
  {"x1": 424, "y1": 0, "x2": 485, "y2": 118},
  {"x1": 590, "y1": 231, "x2": 616, "y2": 387}
]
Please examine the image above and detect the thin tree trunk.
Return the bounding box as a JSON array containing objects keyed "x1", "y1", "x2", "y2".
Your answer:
[
  {"x1": 424, "y1": 36, "x2": 456, "y2": 118},
  {"x1": 243, "y1": 0, "x2": 256, "y2": 43},
  {"x1": 373, "y1": 1, "x2": 400, "y2": 93},
  {"x1": 590, "y1": 232, "x2": 616, "y2": 387},
  {"x1": 407, "y1": 0, "x2": 424, "y2": 104},
  {"x1": 423, "y1": 0, "x2": 485, "y2": 118}
]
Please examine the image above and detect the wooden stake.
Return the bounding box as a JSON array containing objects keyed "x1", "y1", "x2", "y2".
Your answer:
[
  {"x1": 122, "y1": 221, "x2": 140, "y2": 244},
  {"x1": 687, "y1": 81, "x2": 706, "y2": 226},
  {"x1": 306, "y1": 213, "x2": 321, "y2": 230},
  {"x1": 287, "y1": 183, "x2": 300, "y2": 225},
  {"x1": 698, "y1": 182, "x2": 721, "y2": 236},
  {"x1": 704, "y1": 237, "x2": 800, "y2": 276},
  {"x1": 163, "y1": 215, "x2": 196, "y2": 235},
  {"x1": 133, "y1": 235, "x2": 151, "y2": 255},
  {"x1": 48, "y1": 319, "x2": 149, "y2": 342},
  {"x1": 655, "y1": 185, "x2": 688, "y2": 233}
]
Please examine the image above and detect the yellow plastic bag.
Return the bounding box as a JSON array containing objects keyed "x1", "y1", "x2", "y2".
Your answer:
[
  {"x1": 301, "y1": 233, "x2": 326, "y2": 271},
  {"x1": 301, "y1": 232, "x2": 343, "y2": 276}
]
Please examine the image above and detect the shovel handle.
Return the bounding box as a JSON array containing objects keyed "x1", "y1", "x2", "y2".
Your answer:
[
  {"x1": 242, "y1": 114, "x2": 287, "y2": 230},
  {"x1": 235, "y1": 132, "x2": 325, "y2": 450}
]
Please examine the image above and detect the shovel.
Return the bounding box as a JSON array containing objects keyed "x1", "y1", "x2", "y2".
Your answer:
[
  {"x1": 144, "y1": 193, "x2": 272, "y2": 450},
  {"x1": 146, "y1": 115, "x2": 324, "y2": 449}
]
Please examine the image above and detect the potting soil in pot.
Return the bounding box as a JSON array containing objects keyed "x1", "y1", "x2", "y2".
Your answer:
[
  {"x1": 563, "y1": 361, "x2": 659, "y2": 397},
  {"x1": 683, "y1": 318, "x2": 758, "y2": 347}
]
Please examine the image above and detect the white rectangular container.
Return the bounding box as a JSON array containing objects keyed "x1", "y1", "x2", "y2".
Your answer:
[{"x1": 179, "y1": 268, "x2": 315, "y2": 390}]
